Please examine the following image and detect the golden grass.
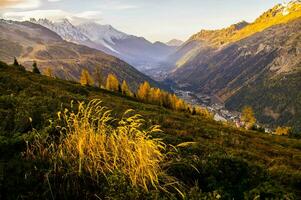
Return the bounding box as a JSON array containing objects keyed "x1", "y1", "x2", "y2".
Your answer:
[{"x1": 25, "y1": 99, "x2": 167, "y2": 191}]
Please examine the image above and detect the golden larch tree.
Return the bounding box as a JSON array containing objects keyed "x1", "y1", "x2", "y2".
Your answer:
[
  {"x1": 274, "y1": 126, "x2": 291, "y2": 136},
  {"x1": 137, "y1": 81, "x2": 151, "y2": 101},
  {"x1": 169, "y1": 94, "x2": 178, "y2": 110},
  {"x1": 80, "y1": 69, "x2": 94, "y2": 86},
  {"x1": 175, "y1": 99, "x2": 186, "y2": 111},
  {"x1": 241, "y1": 106, "x2": 256, "y2": 129},
  {"x1": 106, "y1": 73, "x2": 119, "y2": 92},
  {"x1": 44, "y1": 67, "x2": 53, "y2": 77},
  {"x1": 121, "y1": 80, "x2": 132, "y2": 96},
  {"x1": 153, "y1": 88, "x2": 163, "y2": 105}
]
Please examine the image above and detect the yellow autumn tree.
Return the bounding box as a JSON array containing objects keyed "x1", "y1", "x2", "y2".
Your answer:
[
  {"x1": 106, "y1": 73, "x2": 119, "y2": 92},
  {"x1": 149, "y1": 88, "x2": 162, "y2": 104},
  {"x1": 241, "y1": 106, "x2": 256, "y2": 129},
  {"x1": 121, "y1": 80, "x2": 132, "y2": 96},
  {"x1": 44, "y1": 67, "x2": 53, "y2": 77},
  {"x1": 80, "y1": 69, "x2": 94, "y2": 86},
  {"x1": 137, "y1": 81, "x2": 151, "y2": 102},
  {"x1": 275, "y1": 126, "x2": 291, "y2": 136},
  {"x1": 169, "y1": 94, "x2": 179, "y2": 110},
  {"x1": 175, "y1": 98, "x2": 186, "y2": 111}
]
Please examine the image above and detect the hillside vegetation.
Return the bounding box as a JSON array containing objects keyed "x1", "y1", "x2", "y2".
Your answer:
[{"x1": 1, "y1": 61, "x2": 301, "y2": 199}]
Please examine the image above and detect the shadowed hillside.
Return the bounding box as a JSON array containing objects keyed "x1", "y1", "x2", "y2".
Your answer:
[{"x1": 1, "y1": 61, "x2": 301, "y2": 199}]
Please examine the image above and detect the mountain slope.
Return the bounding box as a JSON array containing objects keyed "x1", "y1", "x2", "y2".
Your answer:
[
  {"x1": 32, "y1": 19, "x2": 176, "y2": 71},
  {"x1": 0, "y1": 19, "x2": 160, "y2": 90},
  {"x1": 1, "y1": 61, "x2": 301, "y2": 199},
  {"x1": 166, "y1": 39, "x2": 184, "y2": 47},
  {"x1": 169, "y1": 15, "x2": 301, "y2": 131},
  {"x1": 169, "y1": 0, "x2": 301, "y2": 68}
]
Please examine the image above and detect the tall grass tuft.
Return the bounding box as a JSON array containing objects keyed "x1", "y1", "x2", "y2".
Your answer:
[{"x1": 25, "y1": 99, "x2": 166, "y2": 191}]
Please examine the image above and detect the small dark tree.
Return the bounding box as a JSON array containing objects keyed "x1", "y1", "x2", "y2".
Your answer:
[
  {"x1": 13, "y1": 57, "x2": 19, "y2": 66},
  {"x1": 32, "y1": 61, "x2": 40, "y2": 74},
  {"x1": 94, "y1": 67, "x2": 103, "y2": 88},
  {"x1": 118, "y1": 84, "x2": 122, "y2": 93},
  {"x1": 13, "y1": 57, "x2": 26, "y2": 71},
  {"x1": 192, "y1": 107, "x2": 197, "y2": 115}
]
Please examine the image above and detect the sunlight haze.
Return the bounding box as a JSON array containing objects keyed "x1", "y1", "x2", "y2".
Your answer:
[{"x1": 0, "y1": 0, "x2": 285, "y2": 42}]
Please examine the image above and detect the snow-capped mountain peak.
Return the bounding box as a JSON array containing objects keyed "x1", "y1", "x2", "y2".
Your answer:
[
  {"x1": 30, "y1": 18, "x2": 90, "y2": 43},
  {"x1": 29, "y1": 18, "x2": 176, "y2": 71},
  {"x1": 77, "y1": 22, "x2": 130, "y2": 45}
]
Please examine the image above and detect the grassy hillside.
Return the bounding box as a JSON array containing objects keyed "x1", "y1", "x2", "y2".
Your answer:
[{"x1": 1, "y1": 61, "x2": 301, "y2": 199}]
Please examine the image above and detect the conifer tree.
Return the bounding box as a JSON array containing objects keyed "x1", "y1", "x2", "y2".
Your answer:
[
  {"x1": 170, "y1": 94, "x2": 178, "y2": 110},
  {"x1": 153, "y1": 88, "x2": 162, "y2": 105},
  {"x1": 106, "y1": 73, "x2": 119, "y2": 91},
  {"x1": 192, "y1": 107, "x2": 197, "y2": 115},
  {"x1": 44, "y1": 67, "x2": 53, "y2": 77},
  {"x1": 13, "y1": 57, "x2": 19, "y2": 66},
  {"x1": 137, "y1": 81, "x2": 151, "y2": 102},
  {"x1": 80, "y1": 69, "x2": 94, "y2": 86},
  {"x1": 94, "y1": 67, "x2": 103, "y2": 88},
  {"x1": 121, "y1": 80, "x2": 132, "y2": 96},
  {"x1": 275, "y1": 126, "x2": 291, "y2": 136},
  {"x1": 241, "y1": 106, "x2": 256, "y2": 129},
  {"x1": 32, "y1": 61, "x2": 40, "y2": 74},
  {"x1": 175, "y1": 98, "x2": 186, "y2": 111},
  {"x1": 13, "y1": 57, "x2": 26, "y2": 71},
  {"x1": 149, "y1": 88, "x2": 156, "y2": 102}
]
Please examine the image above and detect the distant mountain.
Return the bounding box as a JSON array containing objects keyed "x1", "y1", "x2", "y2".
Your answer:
[
  {"x1": 168, "y1": 0, "x2": 301, "y2": 130},
  {"x1": 31, "y1": 19, "x2": 176, "y2": 72},
  {"x1": 168, "y1": 0, "x2": 301, "y2": 68},
  {"x1": 30, "y1": 18, "x2": 90, "y2": 43},
  {"x1": 166, "y1": 39, "x2": 184, "y2": 47},
  {"x1": 0, "y1": 19, "x2": 160, "y2": 90}
]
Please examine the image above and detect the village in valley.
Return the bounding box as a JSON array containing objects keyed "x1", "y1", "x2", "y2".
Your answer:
[{"x1": 174, "y1": 89, "x2": 273, "y2": 133}]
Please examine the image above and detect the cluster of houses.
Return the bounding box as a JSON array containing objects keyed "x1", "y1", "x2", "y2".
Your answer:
[{"x1": 174, "y1": 89, "x2": 273, "y2": 133}]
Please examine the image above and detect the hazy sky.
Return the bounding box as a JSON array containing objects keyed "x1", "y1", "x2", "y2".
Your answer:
[{"x1": 0, "y1": 0, "x2": 285, "y2": 42}]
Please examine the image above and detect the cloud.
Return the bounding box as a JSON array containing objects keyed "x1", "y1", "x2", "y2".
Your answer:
[
  {"x1": 0, "y1": 0, "x2": 22, "y2": 8},
  {"x1": 2, "y1": 9, "x2": 102, "y2": 23},
  {"x1": 0, "y1": 0, "x2": 40, "y2": 9},
  {"x1": 97, "y1": 1, "x2": 138, "y2": 11}
]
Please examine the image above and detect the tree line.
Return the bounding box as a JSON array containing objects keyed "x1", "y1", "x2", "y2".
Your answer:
[
  {"x1": 11, "y1": 58, "x2": 292, "y2": 135},
  {"x1": 78, "y1": 67, "x2": 210, "y2": 116}
]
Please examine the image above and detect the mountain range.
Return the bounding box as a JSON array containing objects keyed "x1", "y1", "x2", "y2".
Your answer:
[
  {"x1": 0, "y1": 19, "x2": 160, "y2": 90},
  {"x1": 30, "y1": 18, "x2": 176, "y2": 72},
  {"x1": 167, "y1": 0, "x2": 301, "y2": 130}
]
